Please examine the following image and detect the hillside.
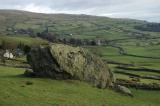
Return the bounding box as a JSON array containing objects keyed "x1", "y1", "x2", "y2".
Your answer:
[
  {"x1": 0, "y1": 65, "x2": 160, "y2": 106},
  {"x1": 0, "y1": 9, "x2": 155, "y2": 39},
  {"x1": 0, "y1": 9, "x2": 160, "y2": 106}
]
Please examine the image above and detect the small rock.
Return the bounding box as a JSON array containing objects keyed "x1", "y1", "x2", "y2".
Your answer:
[
  {"x1": 115, "y1": 85, "x2": 133, "y2": 97},
  {"x1": 24, "y1": 69, "x2": 35, "y2": 77}
]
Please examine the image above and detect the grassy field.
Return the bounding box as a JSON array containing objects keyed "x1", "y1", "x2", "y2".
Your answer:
[
  {"x1": 0, "y1": 65, "x2": 160, "y2": 106},
  {"x1": 84, "y1": 45, "x2": 160, "y2": 86},
  {"x1": 0, "y1": 36, "x2": 48, "y2": 46},
  {"x1": 84, "y1": 45, "x2": 160, "y2": 69}
]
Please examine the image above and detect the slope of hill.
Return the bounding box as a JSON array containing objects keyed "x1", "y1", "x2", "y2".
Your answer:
[
  {"x1": 0, "y1": 65, "x2": 160, "y2": 106},
  {"x1": 0, "y1": 9, "x2": 152, "y2": 39}
]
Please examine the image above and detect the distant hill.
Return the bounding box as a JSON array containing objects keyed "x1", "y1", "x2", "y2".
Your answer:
[{"x1": 1, "y1": 9, "x2": 159, "y2": 40}]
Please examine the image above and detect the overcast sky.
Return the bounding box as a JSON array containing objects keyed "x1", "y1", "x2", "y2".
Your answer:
[{"x1": 0, "y1": 0, "x2": 160, "y2": 22}]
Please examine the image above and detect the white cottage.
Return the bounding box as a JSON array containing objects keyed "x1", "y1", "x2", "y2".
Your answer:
[{"x1": 3, "y1": 50, "x2": 14, "y2": 59}]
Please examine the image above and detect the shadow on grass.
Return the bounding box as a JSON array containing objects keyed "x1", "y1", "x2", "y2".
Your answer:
[{"x1": 0, "y1": 74, "x2": 31, "y2": 79}]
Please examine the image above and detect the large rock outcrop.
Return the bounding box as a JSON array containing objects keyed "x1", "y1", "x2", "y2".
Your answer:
[{"x1": 27, "y1": 43, "x2": 114, "y2": 88}]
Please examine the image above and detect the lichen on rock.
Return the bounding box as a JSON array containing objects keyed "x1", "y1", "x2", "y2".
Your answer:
[{"x1": 27, "y1": 43, "x2": 114, "y2": 88}]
